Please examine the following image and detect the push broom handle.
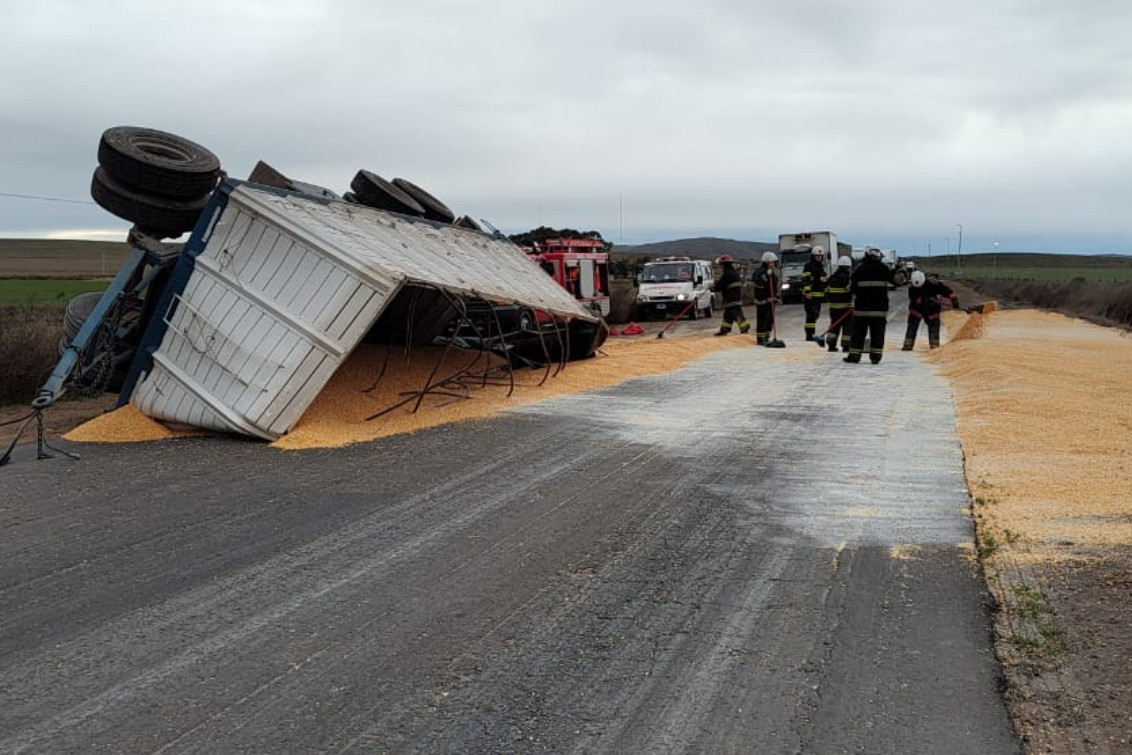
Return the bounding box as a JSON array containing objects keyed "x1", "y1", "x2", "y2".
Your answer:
[
  {"x1": 656, "y1": 298, "x2": 700, "y2": 338},
  {"x1": 823, "y1": 307, "x2": 854, "y2": 335}
]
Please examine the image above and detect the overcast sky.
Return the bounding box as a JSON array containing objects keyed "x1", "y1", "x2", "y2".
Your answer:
[{"x1": 2, "y1": 0, "x2": 1130, "y2": 255}]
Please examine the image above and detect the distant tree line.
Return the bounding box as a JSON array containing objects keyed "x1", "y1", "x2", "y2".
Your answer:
[{"x1": 507, "y1": 226, "x2": 611, "y2": 251}]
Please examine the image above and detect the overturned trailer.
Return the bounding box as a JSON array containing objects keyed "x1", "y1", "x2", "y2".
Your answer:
[{"x1": 36, "y1": 178, "x2": 606, "y2": 443}]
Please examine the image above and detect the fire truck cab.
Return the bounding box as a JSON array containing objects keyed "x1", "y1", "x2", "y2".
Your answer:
[{"x1": 528, "y1": 237, "x2": 611, "y2": 318}]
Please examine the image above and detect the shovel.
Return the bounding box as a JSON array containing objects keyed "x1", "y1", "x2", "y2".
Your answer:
[
  {"x1": 656, "y1": 298, "x2": 699, "y2": 339},
  {"x1": 814, "y1": 308, "x2": 854, "y2": 348},
  {"x1": 943, "y1": 301, "x2": 991, "y2": 315}
]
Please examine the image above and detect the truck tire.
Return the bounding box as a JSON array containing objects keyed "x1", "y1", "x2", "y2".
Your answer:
[
  {"x1": 58, "y1": 291, "x2": 104, "y2": 355},
  {"x1": 453, "y1": 215, "x2": 482, "y2": 231},
  {"x1": 98, "y1": 126, "x2": 221, "y2": 199},
  {"x1": 57, "y1": 291, "x2": 134, "y2": 391},
  {"x1": 392, "y1": 177, "x2": 456, "y2": 223},
  {"x1": 350, "y1": 170, "x2": 425, "y2": 216},
  {"x1": 90, "y1": 167, "x2": 210, "y2": 238}
]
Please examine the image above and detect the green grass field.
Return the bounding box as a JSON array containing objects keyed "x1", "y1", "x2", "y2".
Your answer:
[
  {"x1": 911, "y1": 252, "x2": 1132, "y2": 282},
  {"x1": 0, "y1": 279, "x2": 108, "y2": 306},
  {"x1": 917, "y1": 265, "x2": 1132, "y2": 282}
]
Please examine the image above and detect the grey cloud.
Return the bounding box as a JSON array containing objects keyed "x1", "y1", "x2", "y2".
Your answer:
[{"x1": 1, "y1": 0, "x2": 1130, "y2": 253}]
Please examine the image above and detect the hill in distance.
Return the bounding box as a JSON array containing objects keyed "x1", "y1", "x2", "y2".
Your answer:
[{"x1": 612, "y1": 237, "x2": 778, "y2": 261}]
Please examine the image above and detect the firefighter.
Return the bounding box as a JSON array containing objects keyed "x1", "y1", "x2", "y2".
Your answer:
[
  {"x1": 801, "y1": 245, "x2": 828, "y2": 341},
  {"x1": 902, "y1": 270, "x2": 959, "y2": 350},
  {"x1": 844, "y1": 247, "x2": 893, "y2": 364},
  {"x1": 824, "y1": 255, "x2": 854, "y2": 352},
  {"x1": 712, "y1": 254, "x2": 750, "y2": 335},
  {"x1": 752, "y1": 251, "x2": 780, "y2": 346}
]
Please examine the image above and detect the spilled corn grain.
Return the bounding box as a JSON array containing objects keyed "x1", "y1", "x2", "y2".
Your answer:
[
  {"x1": 929, "y1": 308, "x2": 1132, "y2": 557},
  {"x1": 66, "y1": 333, "x2": 751, "y2": 450}
]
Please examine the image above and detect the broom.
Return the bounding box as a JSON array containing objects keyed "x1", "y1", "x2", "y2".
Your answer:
[
  {"x1": 656, "y1": 298, "x2": 699, "y2": 339},
  {"x1": 765, "y1": 295, "x2": 786, "y2": 348},
  {"x1": 814, "y1": 308, "x2": 854, "y2": 348}
]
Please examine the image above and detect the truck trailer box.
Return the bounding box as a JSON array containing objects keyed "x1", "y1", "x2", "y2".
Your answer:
[{"x1": 116, "y1": 180, "x2": 601, "y2": 440}]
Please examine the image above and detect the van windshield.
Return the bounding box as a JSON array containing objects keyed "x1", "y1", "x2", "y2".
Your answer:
[
  {"x1": 781, "y1": 251, "x2": 811, "y2": 266},
  {"x1": 641, "y1": 262, "x2": 694, "y2": 283}
]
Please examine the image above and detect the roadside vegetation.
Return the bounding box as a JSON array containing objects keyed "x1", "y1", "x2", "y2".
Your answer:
[
  {"x1": 0, "y1": 304, "x2": 66, "y2": 404},
  {"x1": 0, "y1": 279, "x2": 109, "y2": 306}
]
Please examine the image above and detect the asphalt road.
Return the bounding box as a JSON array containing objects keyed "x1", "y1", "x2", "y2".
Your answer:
[{"x1": 0, "y1": 303, "x2": 1021, "y2": 754}]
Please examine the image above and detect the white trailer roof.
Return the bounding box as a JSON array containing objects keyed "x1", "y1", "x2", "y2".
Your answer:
[{"x1": 130, "y1": 182, "x2": 598, "y2": 440}]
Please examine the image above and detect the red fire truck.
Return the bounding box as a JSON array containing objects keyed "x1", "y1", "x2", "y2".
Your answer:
[{"x1": 527, "y1": 237, "x2": 611, "y2": 318}]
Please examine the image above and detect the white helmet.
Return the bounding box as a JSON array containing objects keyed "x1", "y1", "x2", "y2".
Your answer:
[
  {"x1": 812, "y1": 245, "x2": 825, "y2": 257},
  {"x1": 837, "y1": 255, "x2": 851, "y2": 268},
  {"x1": 910, "y1": 270, "x2": 926, "y2": 287},
  {"x1": 761, "y1": 251, "x2": 778, "y2": 263},
  {"x1": 866, "y1": 247, "x2": 883, "y2": 258}
]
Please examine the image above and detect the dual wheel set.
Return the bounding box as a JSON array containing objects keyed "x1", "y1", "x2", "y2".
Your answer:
[
  {"x1": 90, "y1": 125, "x2": 478, "y2": 239},
  {"x1": 90, "y1": 126, "x2": 223, "y2": 239}
]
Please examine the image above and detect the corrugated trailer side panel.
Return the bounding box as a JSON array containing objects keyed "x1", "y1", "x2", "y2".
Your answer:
[{"x1": 132, "y1": 197, "x2": 398, "y2": 440}]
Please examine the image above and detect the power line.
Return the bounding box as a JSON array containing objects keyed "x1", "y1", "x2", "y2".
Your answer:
[{"x1": 0, "y1": 191, "x2": 95, "y2": 205}]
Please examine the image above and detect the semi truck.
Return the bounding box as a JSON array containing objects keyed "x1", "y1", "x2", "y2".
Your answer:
[
  {"x1": 28, "y1": 126, "x2": 607, "y2": 446},
  {"x1": 777, "y1": 231, "x2": 852, "y2": 304}
]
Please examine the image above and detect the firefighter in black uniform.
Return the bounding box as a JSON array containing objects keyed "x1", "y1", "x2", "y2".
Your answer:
[
  {"x1": 844, "y1": 247, "x2": 894, "y2": 364},
  {"x1": 801, "y1": 245, "x2": 828, "y2": 341},
  {"x1": 712, "y1": 254, "x2": 750, "y2": 335},
  {"x1": 824, "y1": 255, "x2": 854, "y2": 352},
  {"x1": 902, "y1": 270, "x2": 959, "y2": 350},
  {"x1": 752, "y1": 251, "x2": 780, "y2": 346}
]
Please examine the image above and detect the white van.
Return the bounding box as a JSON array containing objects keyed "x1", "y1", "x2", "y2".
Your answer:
[{"x1": 635, "y1": 256, "x2": 716, "y2": 320}]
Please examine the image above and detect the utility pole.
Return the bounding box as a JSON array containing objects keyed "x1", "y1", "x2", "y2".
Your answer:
[
  {"x1": 956, "y1": 223, "x2": 963, "y2": 274},
  {"x1": 993, "y1": 239, "x2": 999, "y2": 277}
]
